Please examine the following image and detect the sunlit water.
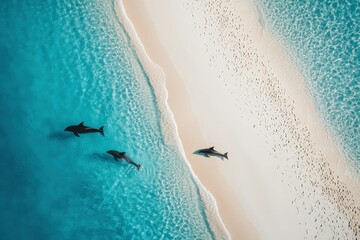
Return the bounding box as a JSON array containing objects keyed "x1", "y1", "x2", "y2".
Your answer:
[
  {"x1": 256, "y1": 0, "x2": 360, "y2": 168},
  {"x1": 0, "y1": 0, "x2": 215, "y2": 239}
]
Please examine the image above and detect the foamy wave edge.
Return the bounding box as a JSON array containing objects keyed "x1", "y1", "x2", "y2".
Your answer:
[{"x1": 115, "y1": 1, "x2": 231, "y2": 239}]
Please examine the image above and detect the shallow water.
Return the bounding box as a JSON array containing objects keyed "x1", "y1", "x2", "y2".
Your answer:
[
  {"x1": 0, "y1": 0, "x2": 214, "y2": 239},
  {"x1": 256, "y1": 0, "x2": 360, "y2": 167}
]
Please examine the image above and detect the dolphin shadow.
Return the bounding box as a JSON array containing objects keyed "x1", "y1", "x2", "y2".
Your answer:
[
  {"x1": 89, "y1": 152, "x2": 128, "y2": 168},
  {"x1": 193, "y1": 149, "x2": 226, "y2": 161},
  {"x1": 48, "y1": 131, "x2": 73, "y2": 141}
]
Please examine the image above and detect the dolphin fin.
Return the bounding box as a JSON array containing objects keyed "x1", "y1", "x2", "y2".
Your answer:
[
  {"x1": 209, "y1": 146, "x2": 215, "y2": 150},
  {"x1": 137, "y1": 164, "x2": 141, "y2": 171},
  {"x1": 224, "y1": 152, "x2": 229, "y2": 160},
  {"x1": 99, "y1": 126, "x2": 104, "y2": 136},
  {"x1": 113, "y1": 156, "x2": 118, "y2": 161},
  {"x1": 78, "y1": 122, "x2": 84, "y2": 126},
  {"x1": 74, "y1": 132, "x2": 80, "y2": 137},
  {"x1": 204, "y1": 154, "x2": 210, "y2": 158},
  {"x1": 120, "y1": 152, "x2": 125, "y2": 155}
]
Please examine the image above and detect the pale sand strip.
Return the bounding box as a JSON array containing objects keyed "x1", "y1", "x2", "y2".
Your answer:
[
  {"x1": 120, "y1": 0, "x2": 360, "y2": 239},
  {"x1": 118, "y1": 1, "x2": 257, "y2": 239},
  {"x1": 115, "y1": 1, "x2": 231, "y2": 239}
]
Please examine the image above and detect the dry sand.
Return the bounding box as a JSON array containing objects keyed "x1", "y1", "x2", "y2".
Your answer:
[{"x1": 118, "y1": 0, "x2": 360, "y2": 239}]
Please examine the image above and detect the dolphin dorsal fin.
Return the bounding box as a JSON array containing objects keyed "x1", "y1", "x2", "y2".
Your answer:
[
  {"x1": 209, "y1": 146, "x2": 215, "y2": 150},
  {"x1": 120, "y1": 152, "x2": 126, "y2": 155},
  {"x1": 78, "y1": 122, "x2": 84, "y2": 126}
]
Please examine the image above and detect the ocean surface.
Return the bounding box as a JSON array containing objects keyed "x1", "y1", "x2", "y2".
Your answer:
[
  {"x1": 256, "y1": 0, "x2": 360, "y2": 168},
  {"x1": 0, "y1": 0, "x2": 216, "y2": 239}
]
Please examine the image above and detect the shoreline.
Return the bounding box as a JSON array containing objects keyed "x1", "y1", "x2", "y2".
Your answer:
[
  {"x1": 117, "y1": 0, "x2": 259, "y2": 239},
  {"x1": 115, "y1": 1, "x2": 232, "y2": 239},
  {"x1": 119, "y1": 0, "x2": 360, "y2": 239}
]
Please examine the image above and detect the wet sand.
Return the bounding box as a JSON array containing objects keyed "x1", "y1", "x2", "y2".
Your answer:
[{"x1": 119, "y1": 0, "x2": 360, "y2": 239}]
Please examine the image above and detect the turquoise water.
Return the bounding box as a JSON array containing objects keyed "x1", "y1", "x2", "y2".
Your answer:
[
  {"x1": 0, "y1": 0, "x2": 215, "y2": 239},
  {"x1": 256, "y1": 0, "x2": 360, "y2": 166}
]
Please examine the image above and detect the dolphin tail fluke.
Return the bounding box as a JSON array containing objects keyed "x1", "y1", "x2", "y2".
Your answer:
[
  {"x1": 137, "y1": 164, "x2": 141, "y2": 171},
  {"x1": 99, "y1": 126, "x2": 104, "y2": 136},
  {"x1": 224, "y1": 152, "x2": 229, "y2": 160}
]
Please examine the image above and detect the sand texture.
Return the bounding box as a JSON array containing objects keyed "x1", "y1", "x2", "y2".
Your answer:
[{"x1": 120, "y1": 0, "x2": 360, "y2": 239}]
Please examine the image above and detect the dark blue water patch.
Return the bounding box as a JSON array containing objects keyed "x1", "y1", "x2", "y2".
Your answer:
[{"x1": 255, "y1": 0, "x2": 360, "y2": 166}]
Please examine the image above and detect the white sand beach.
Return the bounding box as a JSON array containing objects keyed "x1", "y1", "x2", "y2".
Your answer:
[{"x1": 118, "y1": 0, "x2": 360, "y2": 239}]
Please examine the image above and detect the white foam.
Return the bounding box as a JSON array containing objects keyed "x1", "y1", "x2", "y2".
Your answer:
[{"x1": 114, "y1": 1, "x2": 231, "y2": 239}]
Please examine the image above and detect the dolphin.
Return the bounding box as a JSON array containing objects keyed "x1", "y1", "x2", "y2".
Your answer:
[
  {"x1": 64, "y1": 122, "x2": 104, "y2": 137},
  {"x1": 106, "y1": 150, "x2": 141, "y2": 171},
  {"x1": 197, "y1": 146, "x2": 228, "y2": 160}
]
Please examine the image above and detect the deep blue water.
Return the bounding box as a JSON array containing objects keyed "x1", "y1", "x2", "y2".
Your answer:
[
  {"x1": 256, "y1": 0, "x2": 360, "y2": 166},
  {"x1": 0, "y1": 0, "x2": 215, "y2": 239}
]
